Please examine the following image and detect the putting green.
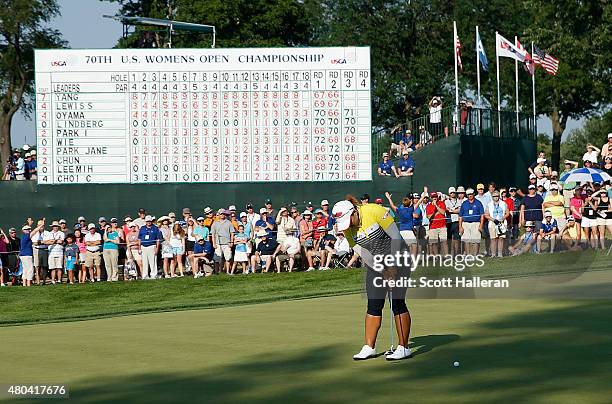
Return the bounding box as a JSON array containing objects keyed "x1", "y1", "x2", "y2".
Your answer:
[{"x1": 1, "y1": 294, "x2": 611, "y2": 403}]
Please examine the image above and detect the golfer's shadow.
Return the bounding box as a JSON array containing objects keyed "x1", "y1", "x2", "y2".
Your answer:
[{"x1": 408, "y1": 334, "x2": 460, "y2": 357}]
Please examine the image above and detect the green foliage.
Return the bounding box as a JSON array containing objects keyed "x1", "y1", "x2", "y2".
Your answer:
[
  {"x1": 536, "y1": 133, "x2": 551, "y2": 157},
  {"x1": 561, "y1": 111, "x2": 612, "y2": 163}
]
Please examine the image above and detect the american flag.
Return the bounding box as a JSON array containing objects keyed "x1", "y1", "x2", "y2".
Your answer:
[
  {"x1": 533, "y1": 44, "x2": 559, "y2": 75},
  {"x1": 456, "y1": 35, "x2": 463, "y2": 71}
]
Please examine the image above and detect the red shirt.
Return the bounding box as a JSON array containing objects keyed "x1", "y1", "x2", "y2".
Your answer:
[
  {"x1": 312, "y1": 218, "x2": 328, "y2": 240},
  {"x1": 503, "y1": 197, "x2": 514, "y2": 224},
  {"x1": 425, "y1": 201, "x2": 447, "y2": 229}
]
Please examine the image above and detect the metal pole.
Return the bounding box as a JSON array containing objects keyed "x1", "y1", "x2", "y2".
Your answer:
[
  {"x1": 496, "y1": 32, "x2": 501, "y2": 137},
  {"x1": 476, "y1": 26, "x2": 481, "y2": 105},
  {"x1": 454, "y1": 21, "x2": 459, "y2": 132},
  {"x1": 514, "y1": 36, "x2": 520, "y2": 136},
  {"x1": 531, "y1": 41, "x2": 537, "y2": 138}
]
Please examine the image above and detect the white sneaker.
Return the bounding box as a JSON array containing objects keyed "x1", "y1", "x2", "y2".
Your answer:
[
  {"x1": 385, "y1": 345, "x2": 412, "y2": 361},
  {"x1": 1, "y1": 283, "x2": 6, "y2": 287},
  {"x1": 353, "y1": 345, "x2": 377, "y2": 360},
  {"x1": 306, "y1": 267, "x2": 315, "y2": 272}
]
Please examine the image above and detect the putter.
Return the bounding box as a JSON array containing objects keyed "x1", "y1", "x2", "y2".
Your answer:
[{"x1": 384, "y1": 289, "x2": 395, "y2": 355}]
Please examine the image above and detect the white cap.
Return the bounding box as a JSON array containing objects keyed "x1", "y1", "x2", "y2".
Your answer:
[
  {"x1": 21, "y1": 225, "x2": 31, "y2": 231},
  {"x1": 259, "y1": 207, "x2": 267, "y2": 214},
  {"x1": 465, "y1": 188, "x2": 475, "y2": 195},
  {"x1": 77, "y1": 216, "x2": 85, "y2": 221},
  {"x1": 256, "y1": 229, "x2": 268, "y2": 238},
  {"x1": 448, "y1": 186, "x2": 456, "y2": 194},
  {"x1": 321, "y1": 199, "x2": 329, "y2": 206},
  {"x1": 331, "y1": 200, "x2": 355, "y2": 231},
  {"x1": 228, "y1": 205, "x2": 236, "y2": 211},
  {"x1": 608, "y1": 132, "x2": 612, "y2": 139},
  {"x1": 529, "y1": 174, "x2": 537, "y2": 179},
  {"x1": 239, "y1": 212, "x2": 247, "y2": 218},
  {"x1": 544, "y1": 210, "x2": 552, "y2": 217},
  {"x1": 145, "y1": 215, "x2": 153, "y2": 222},
  {"x1": 87, "y1": 223, "x2": 96, "y2": 230},
  {"x1": 537, "y1": 157, "x2": 546, "y2": 164},
  {"x1": 456, "y1": 186, "x2": 465, "y2": 193},
  {"x1": 382, "y1": 152, "x2": 389, "y2": 157},
  {"x1": 303, "y1": 210, "x2": 312, "y2": 216}
]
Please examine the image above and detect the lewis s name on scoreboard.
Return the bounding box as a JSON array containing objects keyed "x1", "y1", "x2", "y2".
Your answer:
[{"x1": 35, "y1": 47, "x2": 371, "y2": 184}]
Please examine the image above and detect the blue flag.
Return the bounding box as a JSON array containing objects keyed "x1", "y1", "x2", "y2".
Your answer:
[{"x1": 476, "y1": 30, "x2": 489, "y2": 72}]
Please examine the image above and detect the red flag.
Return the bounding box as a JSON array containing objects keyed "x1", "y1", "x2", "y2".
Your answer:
[{"x1": 516, "y1": 38, "x2": 534, "y2": 75}]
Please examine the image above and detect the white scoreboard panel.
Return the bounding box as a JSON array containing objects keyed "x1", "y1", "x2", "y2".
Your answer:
[{"x1": 34, "y1": 47, "x2": 371, "y2": 184}]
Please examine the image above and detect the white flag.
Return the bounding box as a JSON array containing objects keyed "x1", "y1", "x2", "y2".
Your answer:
[{"x1": 496, "y1": 33, "x2": 527, "y2": 62}]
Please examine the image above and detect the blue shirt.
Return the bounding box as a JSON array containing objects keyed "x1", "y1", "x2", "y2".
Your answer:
[
  {"x1": 103, "y1": 230, "x2": 120, "y2": 250},
  {"x1": 194, "y1": 240, "x2": 213, "y2": 258},
  {"x1": 19, "y1": 233, "x2": 33, "y2": 256},
  {"x1": 413, "y1": 205, "x2": 422, "y2": 226},
  {"x1": 541, "y1": 219, "x2": 558, "y2": 234},
  {"x1": 476, "y1": 193, "x2": 492, "y2": 209},
  {"x1": 138, "y1": 225, "x2": 162, "y2": 247},
  {"x1": 397, "y1": 205, "x2": 415, "y2": 231},
  {"x1": 460, "y1": 199, "x2": 484, "y2": 222},
  {"x1": 393, "y1": 129, "x2": 406, "y2": 143},
  {"x1": 522, "y1": 194, "x2": 544, "y2": 222},
  {"x1": 255, "y1": 217, "x2": 276, "y2": 238},
  {"x1": 193, "y1": 226, "x2": 209, "y2": 241},
  {"x1": 398, "y1": 157, "x2": 415, "y2": 172},
  {"x1": 378, "y1": 160, "x2": 394, "y2": 175},
  {"x1": 234, "y1": 232, "x2": 248, "y2": 252}
]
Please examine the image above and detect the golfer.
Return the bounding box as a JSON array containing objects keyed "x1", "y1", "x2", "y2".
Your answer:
[{"x1": 333, "y1": 197, "x2": 413, "y2": 361}]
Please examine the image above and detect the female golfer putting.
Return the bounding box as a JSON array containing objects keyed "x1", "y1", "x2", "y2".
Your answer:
[{"x1": 332, "y1": 197, "x2": 413, "y2": 361}]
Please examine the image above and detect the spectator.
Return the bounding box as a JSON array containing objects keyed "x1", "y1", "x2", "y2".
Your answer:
[
  {"x1": 582, "y1": 144, "x2": 600, "y2": 165},
  {"x1": 255, "y1": 208, "x2": 275, "y2": 239},
  {"x1": 169, "y1": 223, "x2": 186, "y2": 277},
  {"x1": 25, "y1": 152, "x2": 37, "y2": 180},
  {"x1": 397, "y1": 151, "x2": 415, "y2": 177},
  {"x1": 0, "y1": 229, "x2": 8, "y2": 286},
  {"x1": 274, "y1": 229, "x2": 301, "y2": 272},
  {"x1": 77, "y1": 216, "x2": 87, "y2": 231},
  {"x1": 13, "y1": 149, "x2": 26, "y2": 180},
  {"x1": 102, "y1": 218, "x2": 122, "y2": 281},
  {"x1": 73, "y1": 227, "x2": 87, "y2": 283},
  {"x1": 245, "y1": 203, "x2": 260, "y2": 228},
  {"x1": 404, "y1": 129, "x2": 415, "y2": 151},
  {"x1": 334, "y1": 232, "x2": 356, "y2": 267},
  {"x1": 264, "y1": 198, "x2": 275, "y2": 218},
  {"x1": 602, "y1": 156, "x2": 612, "y2": 177},
  {"x1": 138, "y1": 215, "x2": 162, "y2": 279},
  {"x1": 20, "y1": 222, "x2": 41, "y2": 287},
  {"x1": 594, "y1": 190, "x2": 610, "y2": 250},
  {"x1": 232, "y1": 224, "x2": 249, "y2": 275},
  {"x1": 378, "y1": 153, "x2": 398, "y2": 177},
  {"x1": 299, "y1": 210, "x2": 315, "y2": 271},
  {"x1": 252, "y1": 230, "x2": 278, "y2": 273},
  {"x1": 312, "y1": 209, "x2": 328, "y2": 242},
  {"x1": 239, "y1": 212, "x2": 254, "y2": 252},
  {"x1": 484, "y1": 191, "x2": 509, "y2": 258},
  {"x1": 428, "y1": 96, "x2": 443, "y2": 136},
  {"x1": 312, "y1": 227, "x2": 335, "y2": 270},
  {"x1": 583, "y1": 159, "x2": 595, "y2": 169},
  {"x1": 601, "y1": 133, "x2": 612, "y2": 159},
  {"x1": 425, "y1": 192, "x2": 448, "y2": 254},
  {"x1": 459, "y1": 188, "x2": 484, "y2": 255},
  {"x1": 385, "y1": 192, "x2": 420, "y2": 255},
  {"x1": 559, "y1": 160, "x2": 579, "y2": 215},
  {"x1": 538, "y1": 211, "x2": 559, "y2": 253},
  {"x1": 182, "y1": 207, "x2": 192, "y2": 223},
  {"x1": 211, "y1": 210, "x2": 235, "y2": 274},
  {"x1": 57, "y1": 219, "x2": 69, "y2": 237},
  {"x1": 416, "y1": 125, "x2": 432, "y2": 148},
  {"x1": 192, "y1": 236, "x2": 214, "y2": 278},
  {"x1": 581, "y1": 192, "x2": 598, "y2": 249},
  {"x1": 543, "y1": 184, "x2": 566, "y2": 231},
  {"x1": 532, "y1": 157, "x2": 550, "y2": 180},
  {"x1": 560, "y1": 216, "x2": 581, "y2": 250},
  {"x1": 475, "y1": 183, "x2": 491, "y2": 255},
  {"x1": 126, "y1": 222, "x2": 142, "y2": 278},
  {"x1": 202, "y1": 207, "x2": 214, "y2": 229},
  {"x1": 508, "y1": 221, "x2": 537, "y2": 256},
  {"x1": 158, "y1": 216, "x2": 173, "y2": 278},
  {"x1": 459, "y1": 100, "x2": 473, "y2": 135},
  {"x1": 520, "y1": 184, "x2": 544, "y2": 232},
  {"x1": 528, "y1": 151, "x2": 550, "y2": 176},
  {"x1": 64, "y1": 234, "x2": 79, "y2": 285},
  {"x1": 360, "y1": 194, "x2": 370, "y2": 205},
  {"x1": 276, "y1": 207, "x2": 296, "y2": 243},
  {"x1": 5, "y1": 227, "x2": 20, "y2": 280},
  {"x1": 446, "y1": 187, "x2": 463, "y2": 254},
  {"x1": 45, "y1": 220, "x2": 65, "y2": 284},
  {"x1": 389, "y1": 125, "x2": 407, "y2": 158},
  {"x1": 132, "y1": 208, "x2": 147, "y2": 228},
  {"x1": 569, "y1": 188, "x2": 584, "y2": 224},
  {"x1": 84, "y1": 223, "x2": 102, "y2": 282}
]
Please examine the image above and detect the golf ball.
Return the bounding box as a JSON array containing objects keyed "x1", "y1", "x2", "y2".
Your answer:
[{"x1": 453, "y1": 361, "x2": 459, "y2": 367}]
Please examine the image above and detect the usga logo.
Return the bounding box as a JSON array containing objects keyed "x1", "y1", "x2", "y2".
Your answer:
[
  {"x1": 51, "y1": 60, "x2": 67, "y2": 66},
  {"x1": 331, "y1": 58, "x2": 347, "y2": 64}
]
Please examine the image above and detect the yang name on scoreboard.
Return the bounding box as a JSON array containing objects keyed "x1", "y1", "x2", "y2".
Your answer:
[{"x1": 34, "y1": 47, "x2": 371, "y2": 184}]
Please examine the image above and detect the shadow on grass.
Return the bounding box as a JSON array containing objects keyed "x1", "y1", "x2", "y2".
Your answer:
[{"x1": 21, "y1": 300, "x2": 608, "y2": 403}]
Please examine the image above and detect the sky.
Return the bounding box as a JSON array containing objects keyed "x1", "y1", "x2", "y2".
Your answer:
[{"x1": 10, "y1": 0, "x2": 584, "y2": 148}]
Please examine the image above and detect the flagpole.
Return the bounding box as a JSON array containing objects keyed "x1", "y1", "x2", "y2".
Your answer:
[
  {"x1": 514, "y1": 36, "x2": 520, "y2": 136},
  {"x1": 495, "y1": 32, "x2": 501, "y2": 137},
  {"x1": 476, "y1": 26, "x2": 481, "y2": 105},
  {"x1": 454, "y1": 21, "x2": 459, "y2": 133},
  {"x1": 531, "y1": 41, "x2": 537, "y2": 137}
]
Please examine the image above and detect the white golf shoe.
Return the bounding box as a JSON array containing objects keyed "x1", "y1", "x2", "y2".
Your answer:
[
  {"x1": 353, "y1": 345, "x2": 377, "y2": 361},
  {"x1": 385, "y1": 345, "x2": 413, "y2": 361}
]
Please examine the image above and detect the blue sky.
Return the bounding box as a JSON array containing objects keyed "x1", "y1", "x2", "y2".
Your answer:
[{"x1": 10, "y1": 0, "x2": 582, "y2": 148}]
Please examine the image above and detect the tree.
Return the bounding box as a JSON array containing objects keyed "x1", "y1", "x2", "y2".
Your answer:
[
  {"x1": 523, "y1": 0, "x2": 612, "y2": 171},
  {"x1": 0, "y1": 0, "x2": 65, "y2": 165}
]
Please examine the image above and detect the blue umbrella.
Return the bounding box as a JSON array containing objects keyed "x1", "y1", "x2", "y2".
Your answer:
[{"x1": 559, "y1": 167, "x2": 612, "y2": 184}]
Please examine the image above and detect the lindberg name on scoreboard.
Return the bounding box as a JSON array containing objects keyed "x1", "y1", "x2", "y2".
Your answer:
[{"x1": 85, "y1": 53, "x2": 327, "y2": 65}]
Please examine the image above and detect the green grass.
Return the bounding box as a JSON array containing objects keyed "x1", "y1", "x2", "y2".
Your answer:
[
  {"x1": 0, "y1": 251, "x2": 610, "y2": 326},
  {"x1": 1, "y1": 295, "x2": 611, "y2": 403}
]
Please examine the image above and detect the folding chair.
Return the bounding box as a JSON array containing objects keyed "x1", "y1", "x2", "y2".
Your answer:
[{"x1": 330, "y1": 251, "x2": 351, "y2": 268}]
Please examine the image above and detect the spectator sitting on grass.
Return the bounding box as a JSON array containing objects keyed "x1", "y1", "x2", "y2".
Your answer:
[
  {"x1": 397, "y1": 151, "x2": 415, "y2": 177},
  {"x1": 538, "y1": 211, "x2": 559, "y2": 253},
  {"x1": 274, "y1": 229, "x2": 301, "y2": 273},
  {"x1": 560, "y1": 216, "x2": 581, "y2": 250},
  {"x1": 192, "y1": 236, "x2": 214, "y2": 278},
  {"x1": 378, "y1": 153, "x2": 398, "y2": 177},
  {"x1": 251, "y1": 230, "x2": 278, "y2": 273},
  {"x1": 508, "y1": 221, "x2": 537, "y2": 256}
]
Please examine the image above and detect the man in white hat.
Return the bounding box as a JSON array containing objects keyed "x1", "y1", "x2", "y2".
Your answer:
[
  {"x1": 84, "y1": 223, "x2": 102, "y2": 282},
  {"x1": 19, "y1": 220, "x2": 45, "y2": 287},
  {"x1": 459, "y1": 188, "x2": 485, "y2": 255},
  {"x1": 251, "y1": 229, "x2": 278, "y2": 273},
  {"x1": 445, "y1": 186, "x2": 462, "y2": 254},
  {"x1": 538, "y1": 210, "x2": 559, "y2": 253},
  {"x1": 42, "y1": 220, "x2": 65, "y2": 284}
]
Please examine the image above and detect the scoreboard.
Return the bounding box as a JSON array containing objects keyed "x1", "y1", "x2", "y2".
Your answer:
[{"x1": 34, "y1": 47, "x2": 372, "y2": 184}]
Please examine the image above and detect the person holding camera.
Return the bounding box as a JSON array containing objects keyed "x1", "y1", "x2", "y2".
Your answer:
[
  {"x1": 484, "y1": 191, "x2": 510, "y2": 257},
  {"x1": 428, "y1": 96, "x2": 443, "y2": 137}
]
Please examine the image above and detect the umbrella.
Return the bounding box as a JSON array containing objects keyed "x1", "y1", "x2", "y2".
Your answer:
[{"x1": 559, "y1": 167, "x2": 612, "y2": 184}]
